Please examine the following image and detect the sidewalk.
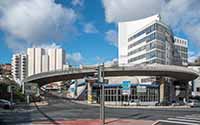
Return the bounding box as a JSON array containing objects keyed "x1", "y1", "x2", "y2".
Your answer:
[
  {"x1": 33, "y1": 119, "x2": 155, "y2": 125},
  {"x1": 30, "y1": 101, "x2": 48, "y2": 106},
  {"x1": 74, "y1": 100, "x2": 191, "y2": 109}
]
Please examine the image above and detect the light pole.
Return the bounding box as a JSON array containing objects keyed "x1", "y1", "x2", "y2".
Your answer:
[{"x1": 98, "y1": 64, "x2": 105, "y2": 125}]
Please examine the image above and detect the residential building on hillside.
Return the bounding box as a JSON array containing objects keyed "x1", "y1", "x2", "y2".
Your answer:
[
  {"x1": 27, "y1": 48, "x2": 66, "y2": 76},
  {"x1": 11, "y1": 54, "x2": 27, "y2": 84},
  {"x1": 12, "y1": 47, "x2": 66, "y2": 84}
]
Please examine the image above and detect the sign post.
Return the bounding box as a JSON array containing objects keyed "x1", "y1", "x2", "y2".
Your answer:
[
  {"x1": 121, "y1": 81, "x2": 131, "y2": 95},
  {"x1": 121, "y1": 81, "x2": 131, "y2": 105},
  {"x1": 98, "y1": 64, "x2": 105, "y2": 125}
]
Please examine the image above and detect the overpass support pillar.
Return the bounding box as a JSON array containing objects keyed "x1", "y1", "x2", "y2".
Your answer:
[
  {"x1": 36, "y1": 84, "x2": 40, "y2": 97},
  {"x1": 159, "y1": 79, "x2": 165, "y2": 103},
  {"x1": 185, "y1": 82, "x2": 190, "y2": 102},
  {"x1": 170, "y1": 82, "x2": 176, "y2": 102},
  {"x1": 86, "y1": 78, "x2": 96, "y2": 104},
  {"x1": 159, "y1": 77, "x2": 171, "y2": 103}
]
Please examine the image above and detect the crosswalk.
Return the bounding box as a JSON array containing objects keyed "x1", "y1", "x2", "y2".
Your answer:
[{"x1": 153, "y1": 114, "x2": 200, "y2": 125}]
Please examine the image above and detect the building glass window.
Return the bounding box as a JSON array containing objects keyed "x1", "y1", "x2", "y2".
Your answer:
[{"x1": 197, "y1": 87, "x2": 200, "y2": 92}]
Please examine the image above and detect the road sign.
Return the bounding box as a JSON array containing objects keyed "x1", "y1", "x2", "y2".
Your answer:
[
  {"x1": 25, "y1": 83, "x2": 38, "y2": 95},
  {"x1": 121, "y1": 81, "x2": 131, "y2": 95},
  {"x1": 137, "y1": 86, "x2": 146, "y2": 93}
]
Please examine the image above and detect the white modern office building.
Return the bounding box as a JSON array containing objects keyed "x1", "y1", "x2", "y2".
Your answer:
[
  {"x1": 27, "y1": 48, "x2": 66, "y2": 76},
  {"x1": 117, "y1": 14, "x2": 190, "y2": 103},
  {"x1": 118, "y1": 14, "x2": 188, "y2": 66},
  {"x1": 11, "y1": 54, "x2": 27, "y2": 84}
]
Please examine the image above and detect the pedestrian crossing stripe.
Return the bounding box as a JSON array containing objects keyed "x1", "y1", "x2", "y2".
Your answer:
[
  {"x1": 176, "y1": 116, "x2": 200, "y2": 121},
  {"x1": 168, "y1": 118, "x2": 200, "y2": 123},
  {"x1": 153, "y1": 114, "x2": 200, "y2": 125},
  {"x1": 155, "y1": 120, "x2": 199, "y2": 125}
]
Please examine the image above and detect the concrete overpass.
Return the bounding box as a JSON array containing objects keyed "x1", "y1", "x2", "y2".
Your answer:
[{"x1": 23, "y1": 64, "x2": 199, "y2": 86}]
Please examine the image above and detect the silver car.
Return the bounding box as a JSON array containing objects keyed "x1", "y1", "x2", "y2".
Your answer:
[{"x1": 187, "y1": 100, "x2": 200, "y2": 107}]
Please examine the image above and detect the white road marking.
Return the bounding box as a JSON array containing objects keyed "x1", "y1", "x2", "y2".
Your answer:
[
  {"x1": 154, "y1": 120, "x2": 199, "y2": 125},
  {"x1": 176, "y1": 116, "x2": 200, "y2": 121},
  {"x1": 168, "y1": 118, "x2": 200, "y2": 123}
]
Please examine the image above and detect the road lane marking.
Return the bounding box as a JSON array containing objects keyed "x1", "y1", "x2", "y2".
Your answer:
[
  {"x1": 154, "y1": 120, "x2": 199, "y2": 125},
  {"x1": 176, "y1": 116, "x2": 200, "y2": 121},
  {"x1": 168, "y1": 118, "x2": 200, "y2": 123}
]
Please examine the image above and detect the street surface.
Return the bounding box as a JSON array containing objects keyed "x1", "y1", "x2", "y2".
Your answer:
[{"x1": 0, "y1": 95, "x2": 200, "y2": 125}]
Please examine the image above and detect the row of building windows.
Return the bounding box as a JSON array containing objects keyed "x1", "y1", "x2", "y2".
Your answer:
[
  {"x1": 146, "y1": 50, "x2": 165, "y2": 59},
  {"x1": 175, "y1": 39, "x2": 187, "y2": 45},
  {"x1": 128, "y1": 50, "x2": 165, "y2": 63},
  {"x1": 128, "y1": 24, "x2": 156, "y2": 42},
  {"x1": 175, "y1": 46, "x2": 188, "y2": 52},
  {"x1": 180, "y1": 53, "x2": 188, "y2": 59},
  {"x1": 128, "y1": 46, "x2": 146, "y2": 56},
  {"x1": 128, "y1": 31, "x2": 171, "y2": 50},
  {"x1": 174, "y1": 51, "x2": 188, "y2": 59},
  {"x1": 146, "y1": 41, "x2": 165, "y2": 51},
  {"x1": 128, "y1": 32, "x2": 155, "y2": 49},
  {"x1": 128, "y1": 23, "x2": 171, "y2": 42},
  {"x1": 128, "y1": 42, "x2": 165, "y2": 57},
  {"x1": 128, "y1": 54, "x2": 146, "y2": 63},
  {"x1": 102, "y1": 87, "x2": 159, "y2": 102},
  {"x1": 147, "y1": 59, "x2": 165, "y2": 64}
]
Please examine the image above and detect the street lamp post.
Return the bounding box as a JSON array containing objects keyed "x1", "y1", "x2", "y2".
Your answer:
[{"x1": 98, "y1": 64, "x2": 105, "y2": 125}]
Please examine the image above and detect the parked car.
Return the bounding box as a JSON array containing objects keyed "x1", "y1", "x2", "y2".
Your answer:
[
  {"x1": 130, "y1": 99, "x2": 140, "y2": 106},
  {"x1": 171, "y1": 101, "x2": 185, "y2": 106},
  {"x1": 156, "y1": 101, "x2": 171, "y2": 106},
  {"x1": 0, "y1": 99, "x2": 15, "y2": 109},
  {"x1": 187, "y1": 100, "x2": 200, "y2": 107}
]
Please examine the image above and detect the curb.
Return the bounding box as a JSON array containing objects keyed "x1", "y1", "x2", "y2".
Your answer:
[{"x1": 72, "y1": 101, "x2": 191, "y2": 109}]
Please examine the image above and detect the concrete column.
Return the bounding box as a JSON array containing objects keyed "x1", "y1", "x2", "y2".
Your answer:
[
  {"x1": 86, "y1": 78, "x2": 96, "y2": 104},
  {"x1": 170, "y1": 82, "x2": 176, "y2": 102},
  {"x1": 159, "y1": 78, "x2": 165, "y2": 103},
  {"x1": 36, "y1": 85, "x2": 40, "y2": 97},
  {"x1": 185, "y1": 82, "x2": 189, "y2": 102},
  {"x1": 87, "y1": 82, "x2": 93, "y2": 104}
]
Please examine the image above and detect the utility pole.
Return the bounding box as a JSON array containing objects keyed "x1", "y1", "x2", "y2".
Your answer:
[{"x1": 98, "y1": 64, "x2": 105, "y2": 125}]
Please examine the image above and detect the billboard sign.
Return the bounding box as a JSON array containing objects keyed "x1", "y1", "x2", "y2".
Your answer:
[
  {"x1": 137, "y1": 85, "x2": 146, "y2": 93},
  {"x1": 121, "y1": 81, "x2": 131, "y2": 95}
]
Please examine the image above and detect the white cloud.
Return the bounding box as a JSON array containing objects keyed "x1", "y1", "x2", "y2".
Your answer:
[
  {"x1": 34, "y1": 43, "x2": 61, "y2": 49},
  {"x1": 102, "y1": 0, "x2": 200, "y2": 47},
  {"x1": 95, "y1": 56, "x2": 118, "y2": 66},
  {"x1": 160, "y1": 0, "x2": 200, "y2": 47},
  {"x1": 71, "y1": 0, "x2": 84, "y2": 6},
  {"x1": 83, "y1": 23, "x2": 98, "y2": 34},
  {"x1": 105, "y1": 30, "x2": 118, "y2": 47},
  {"x1": 66, "y1": 52, "x2": 83, "y2": 65},
  {"x1": 104, "y1": 58, "x2": 118, "y2": 66},
  {"x1": 188, "y1": 51, "x2": 200, "y2": 63},
  {"x1": 0, "y1": 0, "x2": 77, "y2": 51},
  {"x1": 102, "y1": 0, "x2": 162, "y2": 23}
]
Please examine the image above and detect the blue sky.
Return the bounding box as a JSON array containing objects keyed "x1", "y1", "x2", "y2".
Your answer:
[{"x1": 0, "y1": 0, "x2": 199, "y2": 65}]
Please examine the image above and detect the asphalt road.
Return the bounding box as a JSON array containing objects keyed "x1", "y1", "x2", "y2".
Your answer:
[{"x1": 0, "y1": 95, "x2": 200, "y2": 125}]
